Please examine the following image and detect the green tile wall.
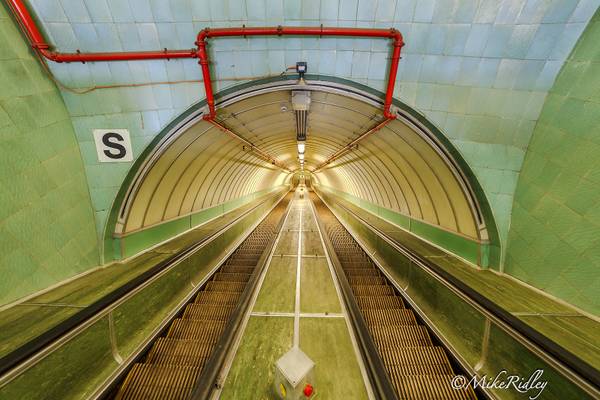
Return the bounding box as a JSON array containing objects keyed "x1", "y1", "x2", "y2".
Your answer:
[
  {"x1": 116, "y1": 186, "x2": 285, "y2": 259},
  {"x1": 315, "y1": 184, "x2": 487, "y2": 266},
  {"x1": 0, "y1": 6, "x2": 99, "y2": 306},
  {"x1": 505, "y1": 9, "x2": 600, "y2": 316}
]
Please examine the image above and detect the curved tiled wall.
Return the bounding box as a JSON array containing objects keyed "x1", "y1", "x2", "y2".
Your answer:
[
  {"x1": 0, "y1": 7, "x2": 98, "y2": 306},
  {"x1": 506, "y1": 9, "x2": 600, "y2": 315}
]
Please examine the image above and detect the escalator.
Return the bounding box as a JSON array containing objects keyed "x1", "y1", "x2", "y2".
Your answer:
[
  {"x1": 113, "y1": 194, "x2": 292, "y2": 399},
  {"x1": 312, "y1": 193, "x2": 477, "y2": 400}
]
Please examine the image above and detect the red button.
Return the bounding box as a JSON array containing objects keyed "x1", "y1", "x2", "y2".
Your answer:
[{"x1": 303, "y1": 383, "x2": 314, "y2": 397}]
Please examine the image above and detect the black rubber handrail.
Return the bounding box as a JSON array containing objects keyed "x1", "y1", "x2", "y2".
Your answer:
[
  {"x1": 0, "y1": 190, "x2": 287, "y2": 379},
  {"x1": 190, "y1": 194, "x2": 294, "y2": 399},
  {"x1": 332, "y1": 197, "x2": 600, "y2": 392},
  {"x1": 310, "y1": 194, "x2": 399, "y2": 400}
]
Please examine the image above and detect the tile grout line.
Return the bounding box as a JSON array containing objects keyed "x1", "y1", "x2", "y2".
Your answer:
[
  {"x1": 293, "y1": 201, "x2": 303, "y2": 349},
  {"x1": 250, "y1": 311, "x2": 345, "y2": 318}
]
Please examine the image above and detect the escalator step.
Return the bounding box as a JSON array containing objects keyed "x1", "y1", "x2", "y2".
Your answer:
[
  {"x1": 182, "y1": 304, "x2": 235, "y2": 321},
  {"x1": 167, "y1": 319, "x2": 226, "y2": 341},
  {"x1": 116, "y1": 364, "x2": 200, "y2": 400},
  {"x1": 145, "y1": 338, "x2": 213, "y2": 367},
  {"x1": 391, "y1": 374, "x2": 476, "y2": 400},
  {"x1": 349, "y1": 276, "x2": 387, "y2": 285},
  {"x1": 213, "y1": 272, "x2": 251, "y2": 282},
  {"x1": 204, "y1": 281, "x2": 246, "y2": 292},
  {"x1": 362, "y1": 308, "x2": 417, "y2": 326},
  {"x1": 369, "y1": 325, "x2": 432, "y2": 347},
  {"x1": 345, "y1": 268, "x2": 380, "y2": 277},
  {"x1": 351, "y1": 284, "x2": 395, "y2": 296},
  {"x1": 221, "y1": 265, "x2": 255, "y2": 275},
  {"x1": 356, "y1": 295, "x2": 404, "y2": 309},
  {"x1": 195, "y1": 291, "x2": 240, "y2": 305},
  {"x1": 380, "y1": 346, "x2": 453, "y2": 375}
]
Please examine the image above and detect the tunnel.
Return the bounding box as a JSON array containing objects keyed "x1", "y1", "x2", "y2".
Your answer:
[{"x1": 0, "y1": 1, "x2": 599, "y2": 400}]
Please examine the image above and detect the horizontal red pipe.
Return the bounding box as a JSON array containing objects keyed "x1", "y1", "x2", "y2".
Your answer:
[
  {"x1": 198, "y1": 26, "x2": 403, "y2": 40},
  {"x1": 39, "y1": 48, "x2": 197, "y2": 63},
  {"x1": 196, "y1": 26, "x2": 404, "y2": 120},
  {"x1": 7, "y1": 0, "x2": 197, "y2": 62}
]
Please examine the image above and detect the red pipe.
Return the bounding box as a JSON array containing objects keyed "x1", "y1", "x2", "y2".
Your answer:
[
  {"x1": 8, "y1": 0, "x2": 405, "y2": 171},
  {"x1": 9, "y1": 0, "x2": 404, "y2": 120},
  {"x1": 196, "y1": 26, "x2": 404, "y2": 120},
  {"x1": 7, "y1": 0, "x2": 197, "y2": 62}
]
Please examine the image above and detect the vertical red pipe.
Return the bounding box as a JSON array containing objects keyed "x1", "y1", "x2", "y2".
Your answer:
[
  {"x1": 384, "y1": 34, "x2": 403, "y2": 119},
  {"x1": 7, "y1": 0, "x2": 48, "y2": 49},
  {"x1": 196, "y1": 35, "x2": 216, "y2": 120}
]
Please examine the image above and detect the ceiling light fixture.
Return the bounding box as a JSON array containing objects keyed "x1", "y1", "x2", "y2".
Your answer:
[{"x1": 297, "y1": 141, "x2": 305, "y2": 154}]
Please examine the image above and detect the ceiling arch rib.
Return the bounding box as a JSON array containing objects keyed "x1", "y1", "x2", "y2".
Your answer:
[{"x1": 116, "y1": 78, "x2": 491, "y2": 256}]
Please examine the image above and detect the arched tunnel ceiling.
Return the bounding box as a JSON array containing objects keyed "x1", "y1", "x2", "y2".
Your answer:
[
  {"x1": 25, "y1": 0, "x2": 597, "y2": 249},
  {"x1": 120, "y1": 80, "x2": 483, "y2": 241},
  {"x1": 121, "y1": 118, "x2": 288, "y2": 233}
]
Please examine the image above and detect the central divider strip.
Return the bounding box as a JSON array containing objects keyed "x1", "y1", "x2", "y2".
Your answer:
[
  {"x1": 293, "y1": 205, "x2": 303, "y2": 348},
  {"x1": 251, "y1": 312, "x2": 344, "y2": 318}
]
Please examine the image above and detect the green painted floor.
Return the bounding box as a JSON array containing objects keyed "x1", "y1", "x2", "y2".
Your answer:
[
  {"x1": 254, "y1": 256, "x2": 296, "y2": 313},
  {"x1": 300, "y1": 258, "x2": 341, "y2": 314},
  {"x1": 300, "y1": 318, "x2": 369, "y2": 400},
  {"x1": 220, "y1": 317, "x2": 294, "y2": 400},
  {"x1": 220, "y1": 191, "x2": 369, "y2": 399}
]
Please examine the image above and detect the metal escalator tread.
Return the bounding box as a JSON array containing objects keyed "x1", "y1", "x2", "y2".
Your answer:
[
  {"x1": 221, "y1": 265, "x2": 255, "y2": 274},
  {"x1": 352, "y1": 284, "x2": 396, "y2": 296},
  {"x1": 212, "y1": 272, "x2": 252, "y2": 282},
  {"x1": 114, "y1": 195, "x2": 291, "y2": 400},
  {"x1": 225, "y1": 258, "x2": 257, "y2": 266},
  {"x1": 393, "y1": 375, "x2": 476, "y2": 400},
  {"x1": 167, "y1": 319, "x2": 227, "y2": 341},
  {"x1": 203, "y1": 281, "x2": 246, "y2": 293},
  {"x1": 195, "y1": 291, "x2": 240, "y2": 305},
  {"x1": 115, "y1": 364, "x2": 201, "y2": 400},
  {"x1": 311, "y1": 193, "x2": 477, "y2": 400},
  {"x1": 182, "y1": 304, "x2": 235, "y2": 320},
  {"x1": 362, "y1": 308, "x2": 417, "y2": 325},
  {"x1": 145, "y1": 339, "x2": 213, "y2": 367},
  {"x1": 356, "y1": 295, "x2": 404, "y2": 309},
  {"x1": 349, "y1": 275, "x2": 387, "y2": 285},
  {"x1": 345, "y1": 268, "x2": 381, "y2": 276},
  {"x1": 370, "y1": 325, "x2": 433, "y2": 347}
]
